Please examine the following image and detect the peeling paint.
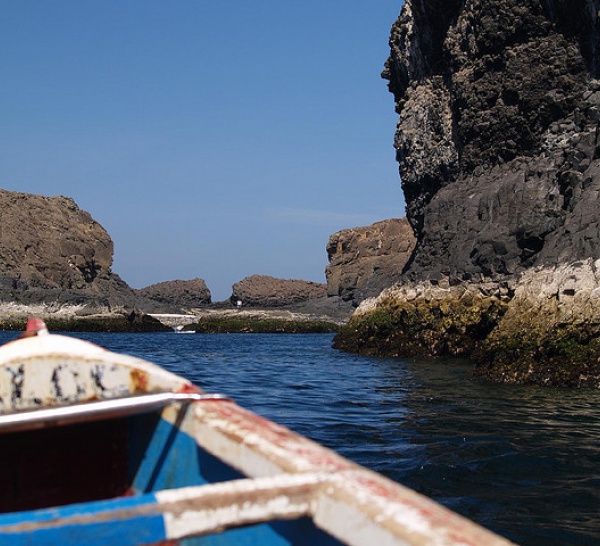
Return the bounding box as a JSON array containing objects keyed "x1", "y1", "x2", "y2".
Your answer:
[
  {"x1": 130, "y1": 368, "x2": 149, "y2": 393},
  {"x1": 0, "y1": 335, "x2": 191, "y2": 412},
  {"x1": 6, "y1": 365, "x2": 24, "y2": 407}
]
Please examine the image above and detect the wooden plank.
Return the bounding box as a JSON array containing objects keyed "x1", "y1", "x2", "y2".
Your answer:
[{"x1": 0, "y1": 474, "x2": 327, "y2": 546}]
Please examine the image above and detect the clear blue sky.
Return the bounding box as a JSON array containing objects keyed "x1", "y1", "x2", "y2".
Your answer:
[{"x1": 1, "y1": 1, "x2": 405, "y2": 301}]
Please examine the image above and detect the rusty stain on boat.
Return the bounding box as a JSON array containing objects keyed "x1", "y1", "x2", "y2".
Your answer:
[{"x1": 130, "y1": 368, "x2": 149, "y2": 393}]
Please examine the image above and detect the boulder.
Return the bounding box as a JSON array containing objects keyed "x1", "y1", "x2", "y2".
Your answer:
[
  {"x1": 231, "y1": 275, "x2": 327, "y2": 308},
  {"x1": 136, "y1": 278, "x2": 211, "y2": 310}
]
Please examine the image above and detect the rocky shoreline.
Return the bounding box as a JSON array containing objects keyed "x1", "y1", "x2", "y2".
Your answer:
[
  {"x1": 171, "y1": 310, "x2": 340, "y2": 334},
  {"x1": 4, "y1": 1, "x2": 600, "y2": 386},
  {"x1": 0, "y1": 305, "x2": 170, "y2": 333},
  {"x1": 0, "y1": 302, "x2": 348, "y2": 335},
  {"x1": 335, "y1": 261, "x2": 600, "y2": 387}
]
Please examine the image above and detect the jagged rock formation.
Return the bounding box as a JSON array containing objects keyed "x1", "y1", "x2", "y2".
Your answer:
[
  {"x1": 136, "y1": 278, "x2": 211, "y2": 310},
  {"x1": 335, "y1": 0, "x2": 600, "y2": 386},
  {"x1": 382, "y1": 0, "x2": 599, "y2": 281},
  {"x1": 0, "y1": 189, "x2": 135, "y2": 308},
  {"x1": 326, "y1": 218, "x2": 415, "y2": 306},
  {"x1": 231, "y1": 275, "x2": 327, "y2": 308}
]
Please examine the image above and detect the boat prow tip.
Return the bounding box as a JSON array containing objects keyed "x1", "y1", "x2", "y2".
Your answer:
[{"x1": 19, "y1": 318, "x2": 49, "y2": 338}]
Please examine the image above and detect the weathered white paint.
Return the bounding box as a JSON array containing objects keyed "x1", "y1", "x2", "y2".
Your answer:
[
  {"x1": 158, "y1": 473, "x2": 326, "y2": 539},
  {"x1": 312, "y1": 471, "x2": 500, "y2": 546},
  {"x1": 313, "y1": 493, "x2": 415, "y2": 546},
  {"x1": 189, "y1": 401, "x2": 351, "y2": 477},
  {"x1": 0, "y1": 334, "x2": 190, "y2": 412},
  {"x1": 0, "y1": 392, "x2": 223, "y2": 433},
  {"x1": 166, "y1": 400, "x2": 515, "y2": 545}
]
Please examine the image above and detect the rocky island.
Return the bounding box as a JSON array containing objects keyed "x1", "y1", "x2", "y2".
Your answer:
[
  {"x1": 0, "y1": 190, "x2": 169, "y2": 331},
  {"x1": 334, "y1": 0, "x2": 600, "y2": 387}
]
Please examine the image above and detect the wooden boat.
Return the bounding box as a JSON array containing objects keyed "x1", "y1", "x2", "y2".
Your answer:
[{"x1": 0, "y1": 319, "x2": 514, "y2": 545}]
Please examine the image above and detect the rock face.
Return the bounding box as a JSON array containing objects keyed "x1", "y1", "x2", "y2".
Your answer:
[
  {"x1": 231, "y1": 275, "x2": 327, "y2": 308},
  {"x1": 382, "y1": 0, "x2": 600, "y2": 281},
  {"x1": 335, "y1": 0, "x2": 600, "y2": 386},
  {"x1": 325, "y1": 218, "x2": 416, "y2": 306},
  {"x1": 136, "y1": 279, "x2": 211, "y2": 309},
  {"x1": 478, "y1": 261, "x2": 600, "y2": 385},
  {"x1": 0, "y1": 189, "x2": 135, "y2": 308}
]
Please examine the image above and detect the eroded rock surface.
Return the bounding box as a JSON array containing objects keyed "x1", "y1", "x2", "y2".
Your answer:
[
  {"x1": 136, "y1": 278, "x2": 211, "y2": 310},
  {"x1": 326, "y1": 218, "x2": 415, "y2": 306},
  {"x1": 231, "y1": 275, "x2": 327, "y2": 308},
  {"x1": 0, "y1": 189, "x2": 135, "y2": 308},
  {"x1": 382, "y1": 0, "x2": 600, "y2": 280}
]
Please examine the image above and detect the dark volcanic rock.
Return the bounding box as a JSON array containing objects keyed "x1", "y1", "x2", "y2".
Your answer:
[
  {"x1": 382, "y1": 0, "x2": 600, "y2": 280},
  {"x1": 0, "y1": 189, "x2": 136, "y2": 307},
  {"x1": 336, "y1": 0, "x2": 600, "y2": 386},
  {"x1": 326, "y1": 218, "x2": 416, "y2": 306},
  {"x1": 136, "y1": 278, "x2": 211, "y2": 309},
  {"x1": 231, "y1": 275, "x2": 327, "y2": 308}
]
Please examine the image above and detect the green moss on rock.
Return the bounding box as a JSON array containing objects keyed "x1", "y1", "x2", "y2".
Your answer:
[
  {"x1": 333, "y1": 295, "x2": 507, "y2": 358},
  {"x1": 0, "y1": 312, "x2": 171, "y2": 333},
  {"x1": 476, "y1": 320, "x2": 600, "y2": 387},
  {"x1": 0, "y1": 319, "x2": 28, "y2": 332},
  {"x1": 186, "y1": 317, "x2": 339, "y2": 334}
]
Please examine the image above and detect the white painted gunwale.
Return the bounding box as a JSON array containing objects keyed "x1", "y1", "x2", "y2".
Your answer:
[{"x1": 0, "y1": 333, "x2": 192, "y2": 412}]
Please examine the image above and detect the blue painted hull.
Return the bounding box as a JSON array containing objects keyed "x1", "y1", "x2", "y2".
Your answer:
[{"x1": 0, "y1": 411, "x2": 342, "y2": 546}]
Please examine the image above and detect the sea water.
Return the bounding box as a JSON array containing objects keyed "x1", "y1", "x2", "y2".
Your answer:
[{"x1": 1, "y1": 330, "x2": 599, "y2": 545}]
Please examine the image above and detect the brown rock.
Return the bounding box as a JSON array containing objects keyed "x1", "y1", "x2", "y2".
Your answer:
[
  {"x1": 326, "y1": 218, "x2": 416, "y2": 306},
  {"x1": 0, "y1": 189, "x2": 135, "y2": 307},
  {"x1": 136, "y1": 278, "x2": 211, "y2": 309},
  {"x1": 231, "y1": 275, "x2": 327, "y2": 308}
]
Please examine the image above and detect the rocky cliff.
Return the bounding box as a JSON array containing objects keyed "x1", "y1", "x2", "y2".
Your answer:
[
  {"x1": 0, "y1": 189, "x2": 135, "y2": 308},
  {"x1": 335, "y1": 0, "x2": 600, "y2": 386},
  {"x1": 326, "y1": 218, "x2": 415, "y2": 306},
  {"x1": 382, "y1": 0, "x2": 599, "y2": 280}
]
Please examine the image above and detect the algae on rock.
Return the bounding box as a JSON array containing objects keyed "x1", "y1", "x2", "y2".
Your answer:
[{"x1": 334, "y1": 284, "x2": 509, "y2": 359}]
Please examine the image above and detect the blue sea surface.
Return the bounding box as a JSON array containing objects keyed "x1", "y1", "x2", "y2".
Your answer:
[{"x1": 1, "y1": 330, "x2": 599, "y2": 545}]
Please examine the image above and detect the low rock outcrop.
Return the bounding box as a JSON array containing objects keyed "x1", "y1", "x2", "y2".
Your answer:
[
  {"x1": 335, "y1": 0, "x2": 600, "y2": 386},
  {"x1": 230, "y1": 275, "x2": 327, "y2": 308},
  {"x1": 477, "y1": 261, "x2": 600, "y2": 386},
  {"x1": 136, "y1": 278, "x2": 211, "y2": 310},
  {"x1": 326, "y1": 218, "x2": 415, "y2": 306},
  {"x1": 334, "y1": 280, "x2": 510, "y2": 360}
]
